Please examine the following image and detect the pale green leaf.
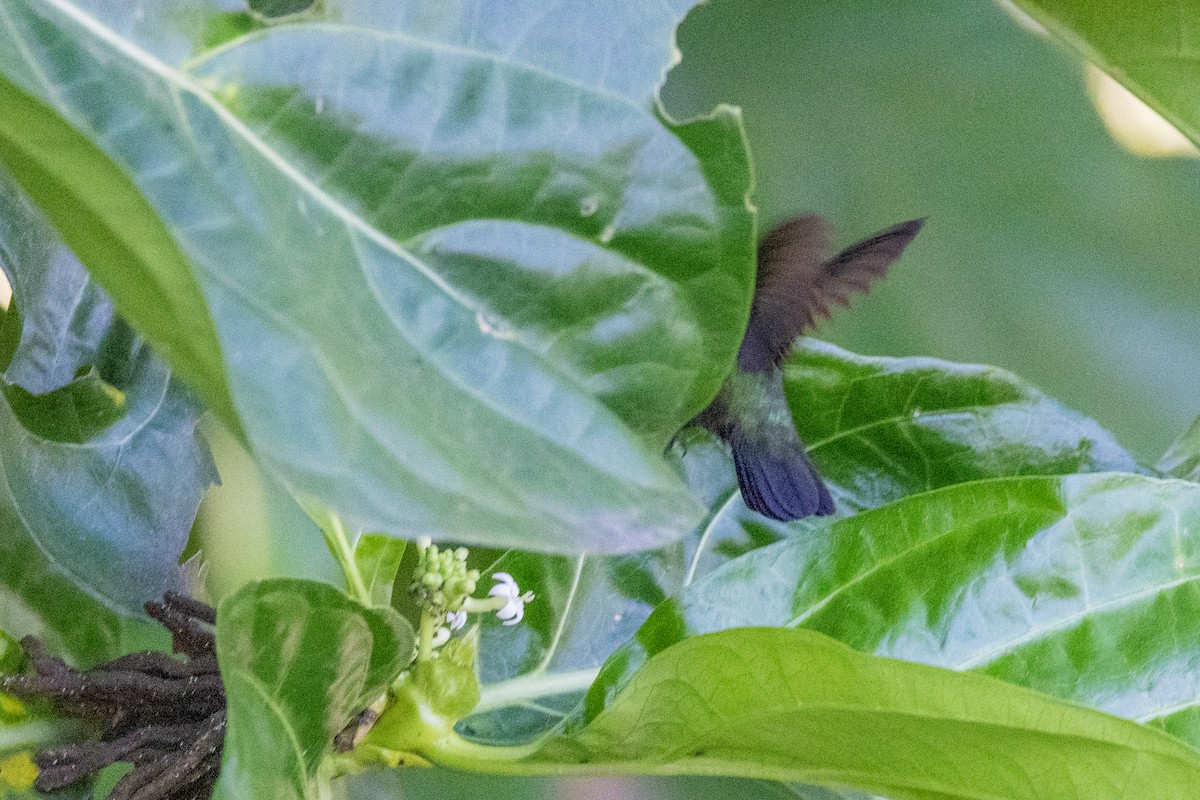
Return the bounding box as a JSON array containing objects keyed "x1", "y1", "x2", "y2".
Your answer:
[
  {"x1": 553, "y1": 628, "x2": 1200, "y2": 799},
  {"x1": 213, "y1": 579, "x2": 415, "y2": 800},
  {"x1": 0, "y1": 167, "x2": 214, "y2": 623}
]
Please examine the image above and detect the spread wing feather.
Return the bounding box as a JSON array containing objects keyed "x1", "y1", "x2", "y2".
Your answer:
[{"x1": 738, "y1": 216, "x2": 923, "y2": 371}]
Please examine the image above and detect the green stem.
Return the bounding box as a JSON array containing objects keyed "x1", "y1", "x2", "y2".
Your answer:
[
  {"x1": 475, "y1": 668, "x2": 600, "y2": 715},
  {"x1": 424, "y1": 731, "x2": 545, "y2": 768},
  {"x1": 322, "y1": 513, "x2": 371, "y2": 606},
  {"x1": 416, "y1": 609, "x2": 437, "y2": 665}
]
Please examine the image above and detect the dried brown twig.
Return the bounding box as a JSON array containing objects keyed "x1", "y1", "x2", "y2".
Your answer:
[{"x1": 0, "y1": 593, "x2": 225, "y2": 800}]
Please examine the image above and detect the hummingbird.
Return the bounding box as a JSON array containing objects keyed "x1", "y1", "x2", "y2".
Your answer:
[{"x1": 691, "y1": 214, "x2": 923, "y2": 521}]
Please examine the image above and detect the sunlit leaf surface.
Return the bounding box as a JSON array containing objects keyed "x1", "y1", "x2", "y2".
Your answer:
[
  {"x1": 0, "y1": 0, "x2": 757, "y2": 554},
  {"x1": 590, "y1": 472, "x2": 1200, "y2": 751}
]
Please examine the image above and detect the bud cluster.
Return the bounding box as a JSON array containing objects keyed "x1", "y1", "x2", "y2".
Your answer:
[{"x1": 409, "y1": 544, "x2": 480, "y2": 619}]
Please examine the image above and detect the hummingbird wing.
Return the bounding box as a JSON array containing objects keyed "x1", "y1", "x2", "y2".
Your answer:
[{"x1": 739, "y1": 216, "x2": 924, "y2": 371}]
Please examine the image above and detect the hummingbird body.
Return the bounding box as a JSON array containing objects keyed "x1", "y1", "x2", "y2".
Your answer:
[{"x1": 693, "y1": 215, "x2": 923, "y2": 521}]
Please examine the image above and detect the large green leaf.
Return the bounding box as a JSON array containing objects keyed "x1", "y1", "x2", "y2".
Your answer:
[
  {"x1": 1011, "y1": 0, "x2": 1200, "y2": 148},
  {"x1": 0, "y1": 70, "x2": 237, "y2": 429},
  {"x1": 462, "y1": 342, "x2": 1142, "y2": 745},
  {"x1": 681, "y1": 339, "x2": 1142, "y2": 571},
  {"x1": 213, "y1": 579, "x2": 415, "y2": 800},
  {"x1": 590, "y1": 472, "x2": 1200, "y2": 749},
  {"x1": 538, "y1": 628, "x2": 1200, "y2": 799},
  {"x1": 0, "y1": 167, "x2": 215, "y2": 621},
  {"x1": 0, "y1": 0, "x2": 755, "y2": 554}
]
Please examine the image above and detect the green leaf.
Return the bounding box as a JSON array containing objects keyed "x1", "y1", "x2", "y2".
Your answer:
[
  {"x1": 464, "y1": 342, "x2": 1143, "y2": 745},
  {"x1": 0, "y1": 0, "x2": 755, "y2": 554},
  {"x1": 90, "y1": 763, "x2": 133, "y2": 800},
  {"x1": 354, "y1": 534, "x2": 406, "y2": 609},
  {"x1": 590, "y1": 472, "x2": 1200, "y2": 750},
  {"x1": 787, "y1": 340, "x2": 1142, "y2": 511},
  {"x1": 550, "y1": 628, "x2": 1200, "y2": 799},
  {"x1": 0, "y1": 69, "x2": 237, "y2": 429},
  {"x1": 213, "y1": 579, "x2": 416, "y2": 800},
  {"x1": 1010, "y1": 0, "x2": 1200, "y2": 149},
  {"x1": 1159, "y1": 416, "x2": 1200, "y2": 481},
  {"x1": 0, "y1": 505, "x2": 164, "y2": 664},
  {"x1": 0, "y1": 168, "x2": 215, "y2": 621},
  {"x1": 3, "y1": 367, "x2": 125, "y2": 443},
  {"x1": 0, "y1": 630, "x2": 21, "y2": 676},
  {"x1": 0, "y1": 689, "x2": 81, "y2": 800}
]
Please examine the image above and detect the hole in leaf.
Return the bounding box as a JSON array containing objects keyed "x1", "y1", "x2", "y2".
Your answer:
[
  {"x1": 247, "y1": 0, "x2": 319, "y2": 19},
  {"x1": 4, "y1": 367, "x2": 127, "y2": 444}
]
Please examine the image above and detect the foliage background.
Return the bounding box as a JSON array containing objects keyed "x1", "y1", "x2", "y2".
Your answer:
[{"x1": 167, "y1": 0, "x2": 1200, "y2": 797}]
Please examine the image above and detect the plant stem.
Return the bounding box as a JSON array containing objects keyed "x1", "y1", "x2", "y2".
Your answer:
[
  {"x1": 474, "y1": 668, "x2": 600, "y2": 715},
  {"x1": 321, "y1": 513, "x2": 371, "y2": 606},
  {"x1": 416, "y1": 609, "x2": 437, "y2": 665}
]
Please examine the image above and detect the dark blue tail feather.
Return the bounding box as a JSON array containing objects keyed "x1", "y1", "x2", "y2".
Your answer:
[{"x1": 731, "y1": 429, "x2": 834, "y2": 521}]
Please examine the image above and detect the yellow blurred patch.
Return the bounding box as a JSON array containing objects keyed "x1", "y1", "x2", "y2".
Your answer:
[
  {"x1": 0, "y1": 694, "x2": 26, "y2": 725},
  {"x1": 0, "y1": 752, "x2": 38, "y2": 792}
]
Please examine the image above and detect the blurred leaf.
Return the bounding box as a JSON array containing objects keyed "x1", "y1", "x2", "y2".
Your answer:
[
  {"x1": 0, "y1": 630, "x2": 21, "y2": 675},
  {"x1": 0, "y1": 0, "x2": 758, "y2": 554},
  {"x1": 0, "y1": 168, "x2": 215, "y2": 620},
  {"x1": 547, "y1": 628, "x2": 1200, "y2": 799},
  {"x1": 1158, "y1": 416, "x2": 1200, "y2": 481},
  {"x1": 3, "y1": 368, "x2": 125, "y2": 443},
  {"x1": 0, "y1": 749, "x2": 50, "y2": 798},
  {"x1": 1012, "y1": 0, "x2": 1200, "y2": 148},
  {"x1": 90, "y1": 762, "x2": 132, "y2": 800},
  {"x1": 465, "y1": 341, "x2": 1141, "y2": 745},
  {"x1": 213, "y1": 579, "x2": 415, "y2": 800},
  {"x1": 0, "y1": 71, "x2": 237, "y2": 428},
  {"x1": 0, "y1": 505, "x2": 164, "y2": 665},
  {"x1": 590, "y1": 472, "x2": 1200, "y2": 749},
  {"x1": 0, "y1": 695, "x2": 80, "y2": 800},
  {"x1": 354, "y1": 534, "x2": 407, "y2": 609}
]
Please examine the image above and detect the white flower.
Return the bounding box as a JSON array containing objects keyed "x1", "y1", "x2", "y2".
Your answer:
[
  {"x1": 489, "y1": 572, "x2": 535, "y2": 626},
  {"x1": 446, "y1": 609, "x2": 467, "y2": 631},
  {"x1": 430, "y1": 626, "x2": 451, "y2": 648}
]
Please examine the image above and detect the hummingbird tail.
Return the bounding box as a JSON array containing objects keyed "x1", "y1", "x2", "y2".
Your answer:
[{"x1": 730, "y1": 429, "x2": 834, "y2": 521}]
